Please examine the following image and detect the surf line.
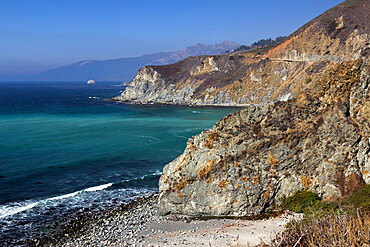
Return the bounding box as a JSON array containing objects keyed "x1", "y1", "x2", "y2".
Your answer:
[{"x1": 0, "y1": 183, "x2": 113, "y2": 219}]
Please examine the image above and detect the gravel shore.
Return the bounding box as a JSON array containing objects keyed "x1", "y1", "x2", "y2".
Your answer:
[{"x1": 26, "y1": 194, "x2": 301, "y2": 247}]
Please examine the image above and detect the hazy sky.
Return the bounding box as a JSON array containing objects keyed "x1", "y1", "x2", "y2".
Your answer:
[{"x1": 0, "y1": 0, "x2": 343, "y2": 74}]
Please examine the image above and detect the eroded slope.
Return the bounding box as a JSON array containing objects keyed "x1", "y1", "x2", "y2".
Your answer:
[
  {"x1": 158, "y1": 60, "x2": 369, "y2": 216},
  {"x1": 114, "y1": 0, "x2": 369, "y2": 106}
]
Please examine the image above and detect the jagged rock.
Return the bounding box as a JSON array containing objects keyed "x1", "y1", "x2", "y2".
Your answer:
[
  {"x1": 155, "y1": 0, "x2": 370, "y2": 216},
  {"x1": 158, "y1": 60, "x2": 369, "y2": 216},
  {"x1": 113, "y1": 0, "x2": 369, "y2": 106}
]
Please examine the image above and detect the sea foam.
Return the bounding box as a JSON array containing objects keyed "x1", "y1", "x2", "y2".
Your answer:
[{"x1": 0, "y1": 182, "x2": 114, "y2": 219}]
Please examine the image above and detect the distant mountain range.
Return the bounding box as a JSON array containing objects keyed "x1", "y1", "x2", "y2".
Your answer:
[{"x1": 7, "y1": 41, "x2": 239, "y2": 82}]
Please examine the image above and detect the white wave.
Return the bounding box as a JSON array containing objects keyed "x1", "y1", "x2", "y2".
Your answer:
[
  {"x1": 120, "y1": 171, "x2": 162, "y2": 184},
  {"x1": 84, "y1": 183, "x2": 113, "y2": 192},
  {"x1": 0, "y1": 202, "x2": 38, "y2": 219},
  {"x1": 140, "y1": 171, "x2": 162, "y2": 180},
  {"x1": 0, "y1": 183, "x2": 113, "y2": 219},
  {"x1": 150, "y1": 170, "x2": 162, "y2": 176},
  {"x1": 47, "y1": 191, "x2": 79, "y2": 201}
]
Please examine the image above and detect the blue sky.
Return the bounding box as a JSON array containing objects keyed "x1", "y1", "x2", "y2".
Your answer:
[{"x1": 0, "y1": 0, "x2": 343, "y2": 74}]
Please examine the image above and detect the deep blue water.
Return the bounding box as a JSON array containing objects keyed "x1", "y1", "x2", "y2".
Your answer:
[{"x1": 0, "y1": 81, "x2": 238, "y2": 243}]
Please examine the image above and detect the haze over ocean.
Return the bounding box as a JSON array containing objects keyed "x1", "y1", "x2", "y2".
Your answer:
[{"x1": 0, "y1": 0, "x2": 343, "y2": 76}]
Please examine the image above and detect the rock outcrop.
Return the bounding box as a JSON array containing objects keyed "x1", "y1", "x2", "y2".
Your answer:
[
  {"x1": 158, "y1": 59, "x2": 369, "y2": 216},
  {"x1": 114, "y1": 0, "x2": 369, "y2": 106},
  {"x1": 156, "y1": 0, "x2": 370, "y2": 216},
  {"x1": 113, "y1": 0, "x2": 370, "y2": 217}
]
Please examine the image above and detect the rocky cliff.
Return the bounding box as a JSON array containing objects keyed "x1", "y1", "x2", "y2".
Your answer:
[
  {"x1": 158, "y1": 59, "x2": 369, "y2": 216},
  {"x1": 155, "y1": 0, "x2": 370, "y2": 216},
  {"x1": 113, "y1": 0, "x2": 369, "y2": 106}
]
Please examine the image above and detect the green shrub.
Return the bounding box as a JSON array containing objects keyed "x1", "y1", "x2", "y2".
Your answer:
[
  {"x1": 280, "y1": 190, "x2": 339, "y2": 214},
  {"x1": 343, "y1": 184, "x2": 370, "y2": 211},
  {"x1": 312, "y1": 200, "x2": 339, "y2": 213},
  {"x1": 281, "y1": 190, "x2": 320, "y2": 213},
  {"x1": 271, "y1": 186, "x2": 370, "y2": 247},
  {"x1": 268, "y1": 210, "x2": 370, "y2": 247}
]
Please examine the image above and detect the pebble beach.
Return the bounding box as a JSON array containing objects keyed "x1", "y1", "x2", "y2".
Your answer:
[{"x1": 25, "y1": 194, "x2": 302, "y2": 247}]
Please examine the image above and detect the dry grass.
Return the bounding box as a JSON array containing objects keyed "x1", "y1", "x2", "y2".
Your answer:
[
  {"x1": 208, "y1": 131, "x2": 219, "y2": 142},
  {"x1": 198, "y1": 160, "x2": 213, "y2": 179},
  {"x1": 263, "y1": 189, "x2": 270, "y2": 200},
  {"x1": 267, "y1": 209, "x2": 369, "y2": 247},
  {"x1": 263, "y1": 186, "x2": 370, "y2": 246},
  {"x1": 189, "y1": 144, "x2": 195, "y2": 150},
  {"x1": 218, "y1": 180, "x2": 228, "y2": 188},
  {"x1": 174, "y1": 179, "x2": 186, "y2": 191},
  {"x1": 205, "y1": 131, "x2": 219, "y2": 149},
  {"x1": 205, "y1": 141, "x2": 213, "y2": 149},
  {"x1": 301, "y1": 176, "x2": 312, "y2": 190},
  {"x1": 268, "y1": 152, "x2": 278, "y2": 167}
]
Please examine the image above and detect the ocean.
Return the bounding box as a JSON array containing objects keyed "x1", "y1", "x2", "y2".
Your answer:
[{"x1": 0, "y1": 81, "x2": 239, "y2": 243}]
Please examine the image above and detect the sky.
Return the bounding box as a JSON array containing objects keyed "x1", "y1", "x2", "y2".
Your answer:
[{"x1": 0, "y1": 0, "x2": 343, "y2": 75}]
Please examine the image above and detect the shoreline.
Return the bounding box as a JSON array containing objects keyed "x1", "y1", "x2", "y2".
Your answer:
[
  {"x1": 22, "y1": 195, "x2": 158, "y2": 246},
  {"x1": 108, "y1": 98, "x2": 251, "y2": 108},
  {"x1": 24, "y1": 193, "x2": 301, "y2": 247}
]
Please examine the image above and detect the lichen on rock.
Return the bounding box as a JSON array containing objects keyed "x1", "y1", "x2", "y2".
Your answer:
[{"x1": 158, "y1": 59, "x2": 369, "y2": 216}]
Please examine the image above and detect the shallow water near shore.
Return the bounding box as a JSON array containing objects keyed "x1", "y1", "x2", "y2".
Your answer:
[{"x1": 0, "y1": 81, "x2": 239, "y2": 244}]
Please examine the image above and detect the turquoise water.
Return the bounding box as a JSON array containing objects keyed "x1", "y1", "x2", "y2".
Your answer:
[{"x1": 0, "y1": 81, "x2": 239, "y2": 242}]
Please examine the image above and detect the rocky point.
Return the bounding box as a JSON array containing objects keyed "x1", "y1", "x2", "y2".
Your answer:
[
  {"x1": 158, "y1": 59, "x2": 369, "y2": 216},
  {"x1": 113, "y1": 0, "x2": 369, "y2": 107},
  {"x1": 156, "y1": 0, "x2": 369, "y2": 216}
]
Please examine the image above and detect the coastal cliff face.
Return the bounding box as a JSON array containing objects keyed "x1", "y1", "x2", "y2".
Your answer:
[
  {"x1": 114, "y1": 0, "x2": 369, "y2": 106},
  {"x1": 155, "y1": 0, "x2": 370, "y2": 216},
  {"x1": 158, "y1": 59, "x2": 370, "y2": 216},
  {"x1": 118, "y1": 0, "x2": 370, "y2": 217}
]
